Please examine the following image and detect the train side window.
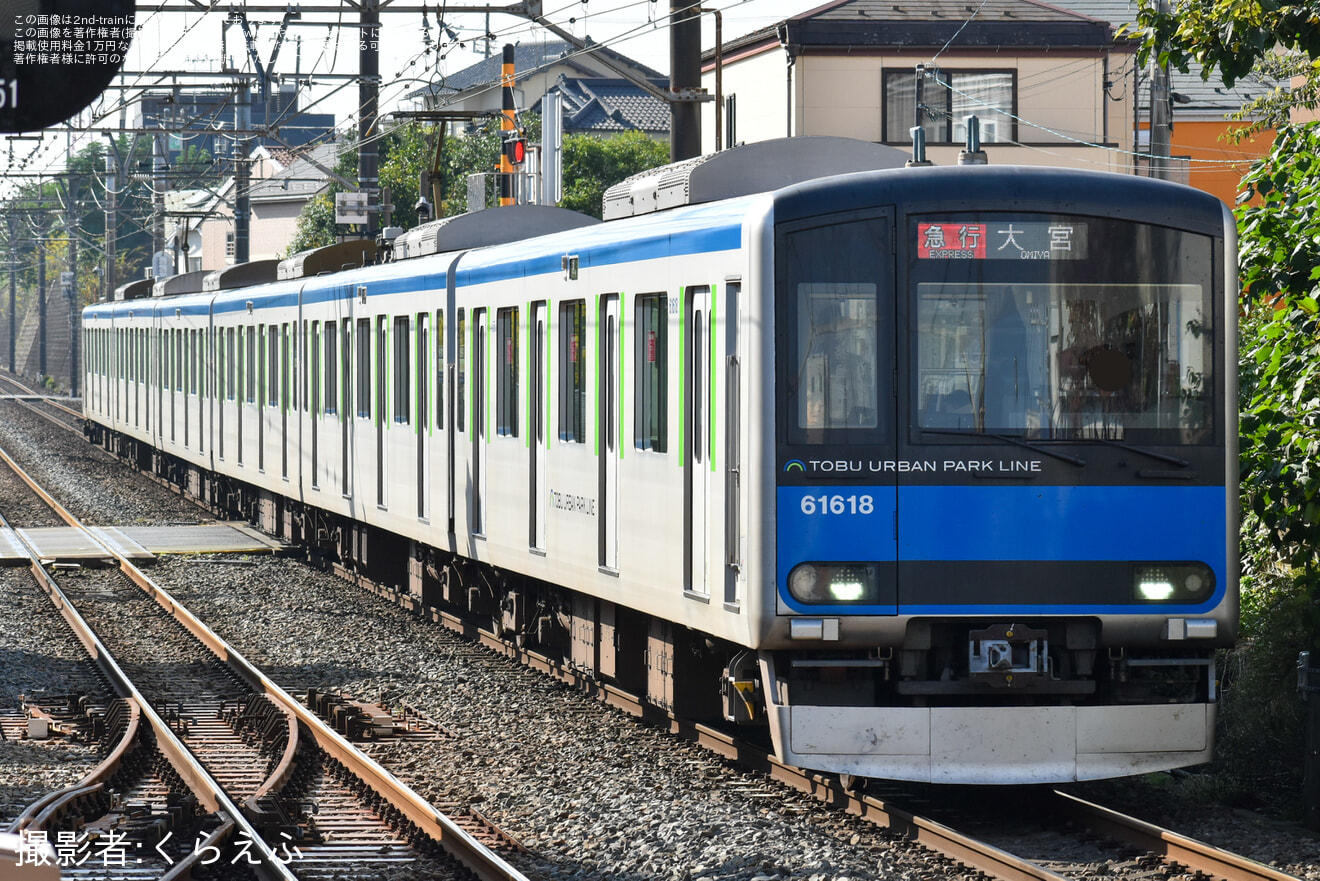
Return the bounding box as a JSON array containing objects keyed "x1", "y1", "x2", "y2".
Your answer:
[
  {"x1": 558, "y1": 299, "x2": 586, "y2": 443},
  {"x1": 267, "y1": 324, "x2": 279, "y2": 406},
  {"x1": 457, "y1": 309, "x2": 466, "y2": 432},
  {"x1": 324, "y1": 321, "x2": 338, "y2": 415},
  {"x1": 226, "y1": 328, "x2": 236, "y2": 401},
  {"x1": 247, "y1": 324, "x2": 257, "y2": 403},
  {"x1": 393, "y1": 315, "x2": 411, "y2": 424},
  {"x1": 356, "y1": 317, "x2": 371, "y2": 418},
  {"x1": 281, "y1": 323, "x2": 290, "y2": 412},
  {"x1": 435, "y1": 310, "x2": 444, "y2": 430},
  {"x1": 496, "y1": 307, "x2": 518, "y2": 437},
  {"x1": 634, "y1": 292, "x2": 668, "y2": 452}
]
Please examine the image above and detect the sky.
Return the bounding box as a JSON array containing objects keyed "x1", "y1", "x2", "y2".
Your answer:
[{"x1": 1, "y1": 0, "x2": 820, "y2": 183}]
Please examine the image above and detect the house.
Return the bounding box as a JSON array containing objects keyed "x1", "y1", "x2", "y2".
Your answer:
[
  {"x1": 409, "y1": 40, "x2": 669, "y2": 134},
  {"x1": 166, "y1": 142, "x2": 341, "y2": 273},
  {"x1": 1052, "y1": 0, "x2": 1278, "y2": 205},
  {"x1": 701, "y1": 0, "x2": 1134, "y2": 171}
]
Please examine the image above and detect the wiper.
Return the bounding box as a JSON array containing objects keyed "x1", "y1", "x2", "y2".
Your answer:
[
  {"x1": 919, "y1": 427, "x2": 1087, "y2": 467},
  {"x1": 1073, "y1": 436, "x2": 1190, "y2": 468}
]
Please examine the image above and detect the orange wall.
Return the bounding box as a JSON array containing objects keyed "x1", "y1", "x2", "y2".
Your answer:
[{"x1": 1172, "y1": 121, "x2": 1274, "y2": 206}]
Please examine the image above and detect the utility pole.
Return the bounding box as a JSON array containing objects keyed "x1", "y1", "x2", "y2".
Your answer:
[
  {"x1": 1148, "y1": 0, "x2": 1173, "y2": 180},
  {"x1": 6, "y1": 213, "x2": 15, "y2": 374},
  {"x1": 104, "y1": 141, "x2": 118, "y2": 301},
  {"x1": 66, "y1": 181, "x2": 80, "y2": 397},
  {"x1": 36, "y1": 228, "x2": 46, "y2": 378},
  {"x1": 359, "y1": 0, "x2": 381, "y2": 239},
  {"x1": 235, "y1": 79, "x2": 252, "y2": 263},
  {"x1": 500, "y1": 44, "x2": 516, "y2": 207},
  {"x1": 669, "y1": 0, "x2": 702, "y2": 161},
  {"x1": 153, "y1": 130, "x2": 167, "y2": 276}
]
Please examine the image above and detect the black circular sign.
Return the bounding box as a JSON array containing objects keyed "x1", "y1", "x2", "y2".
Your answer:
[{"x1": 0, "y1": 0, "x2": 135, "y2": 133}]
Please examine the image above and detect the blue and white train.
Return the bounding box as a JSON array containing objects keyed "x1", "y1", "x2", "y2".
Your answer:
[{"x1": 82, "y1": 138, "x2": 1237, "y2": 784}]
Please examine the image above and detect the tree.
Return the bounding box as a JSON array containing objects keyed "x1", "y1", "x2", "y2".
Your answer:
[{"x1": 559, "y1": 130, "x2": 669, "y2": 219}]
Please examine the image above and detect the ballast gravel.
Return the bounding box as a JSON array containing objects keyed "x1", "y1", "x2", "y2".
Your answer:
[{"x1": 2, "y1": 396, "x2": 1319, "y2": 881}]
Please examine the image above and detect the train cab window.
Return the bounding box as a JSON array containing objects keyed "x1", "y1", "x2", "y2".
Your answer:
[
  {"x1": 777, "y1": 217, "x2": 891, "y2": 445},
  {"x1": 634, "y1": 293, "x2": 668, "y2": 452},
  {"x1": 356, "y1": 317, "x2": 371, "y2": 418},
  {"x1": 496, "y1": 307, "x2": 518, "y2": 437},
  {"x1": 559, "y1": 300, "x2": 586, "y2": 443},
  {"x1": 457, "y1": 309, "x2": 466, "y2": 432},
  {"x1": 393, "y1": 315, "x2": 411, "y2": 424},
  {"x1": 324, "y1": 321, "x2": 338, "y2": 415}
]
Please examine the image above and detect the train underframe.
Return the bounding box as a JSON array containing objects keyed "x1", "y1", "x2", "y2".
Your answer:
[{"x1": 90, "y1": 426, "x2": 1219, "y2": 784}]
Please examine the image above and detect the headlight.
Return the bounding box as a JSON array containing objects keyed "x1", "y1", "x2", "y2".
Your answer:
[
  {"x1": 1133, "y1": 564, "x2": 1214, "y2": 603},
  {"x1": 788, "y1": 562, "x2": 880, "y2": 604}
]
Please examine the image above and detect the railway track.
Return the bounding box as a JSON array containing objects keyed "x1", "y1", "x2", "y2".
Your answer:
[
  {"x1": 347, "y1": 573, "x2": 1306, "y2": 881},
  {"x1": 1, "y1": 386, "x2": 1308, "y2": 881},
  {"x1": 0, "y1": 439, "x2": 531, "y2": 881},
  {"x1": 0, "y1": 373, "x2": 84, "y2": 432}
]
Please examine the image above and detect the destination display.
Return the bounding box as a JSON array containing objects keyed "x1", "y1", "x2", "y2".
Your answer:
[{"x1": 917, "y1": 221, "x2": 1088, "y2": 260}]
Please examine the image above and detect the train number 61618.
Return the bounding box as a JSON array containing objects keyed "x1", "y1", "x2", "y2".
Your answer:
[{"x1": 800, "y1": 494, "x2": 874, "y2": 515}]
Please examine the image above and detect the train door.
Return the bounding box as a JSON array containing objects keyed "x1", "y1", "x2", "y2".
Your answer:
[
  {"x1": 310, "y1": 321, "x2": 320, "y2": 486},
  {"x1": 341, "y1": 317, "x2": 352, "y2": 498},
  {"x1": 237, "y1": 327, "x2": 245, "y2": 465},
  {"x1": 599, "y1": 294, "x2": 620, "y2": 571},
  {"x1": 471, "y1": 308, "x2": 488, "y2": 535},
  {"x1": 530, "y1": 302, "x2": 547, "y2": 550},
  {"x1": 416, "y1": 312, "x2": 429, "y2": 520},
  {"x1": 375, "y1": 315, "x2": 388, "y2": 508},
  {"x1": 281, "y1": 322, "x2": 290, "y2": 479},
  {"x1": 724, "y1": 280, "x2": 743, "y2": 607},
  {"x1": 257, "y1": 326, "x2": 266, "y2": 471},
  {"x1": 686, "y1": 286, "x2": 711, "y2": 596}
]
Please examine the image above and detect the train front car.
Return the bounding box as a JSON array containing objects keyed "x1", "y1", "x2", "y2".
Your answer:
[{"x1": 761, "y1": 166, "x2": 1236, "y2": 784}]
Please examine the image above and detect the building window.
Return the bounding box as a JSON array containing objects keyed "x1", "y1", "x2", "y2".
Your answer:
[
  {"x1": 634, "y1": 293, "x2": 668, "y2": 452},
  {"x1": 225, "y1": 231, "x2": 235, "y2": 260},
  {"x1": 882, "y1": 69, "x2": 1015, "y2": 145},
  {"x1": 558, "y1": 300, "x2": 586, "y2": 443}
]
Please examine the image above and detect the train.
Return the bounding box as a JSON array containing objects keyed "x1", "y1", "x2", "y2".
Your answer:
[{"x1": 81, "y1": 137, "x2": 1238, "y2": 785}]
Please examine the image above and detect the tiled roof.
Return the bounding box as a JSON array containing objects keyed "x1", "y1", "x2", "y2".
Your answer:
[
  {"x1": 250, "y1": 142, "x2": 342, "y2": 202},
  {"x1": 714, "y1": 0, "x2": 1113, "y2": 58},
  {"x1": 410, "y1": 40, "x2": 664, "y2": 100},
  {"x1": 550, "y1": 77, "x2": 670, "y2": 134}
]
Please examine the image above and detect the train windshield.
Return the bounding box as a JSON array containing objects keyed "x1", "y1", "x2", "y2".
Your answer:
[
  {"x1": 778, "y1": 216, "x2": 893, "y2": 445},
  {"x1": 910, "y1": 215, "x2": 1215, "y2": 444}
]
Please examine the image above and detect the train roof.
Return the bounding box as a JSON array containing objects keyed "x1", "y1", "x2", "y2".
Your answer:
[{"x1": 772, "y1": 163, "x2": 1230, "y2": 235}]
